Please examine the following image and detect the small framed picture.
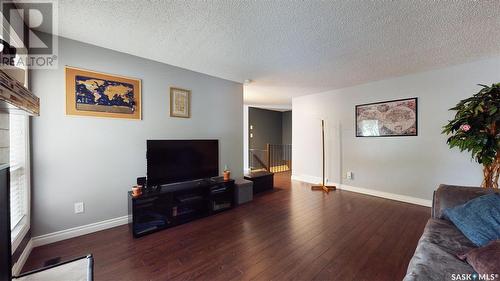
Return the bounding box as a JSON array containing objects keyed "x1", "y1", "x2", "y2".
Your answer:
[{"x1": 170, "y1": 87, "x2": 191, "y2": 118}]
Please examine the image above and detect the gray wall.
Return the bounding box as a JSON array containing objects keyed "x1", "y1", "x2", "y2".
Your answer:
[
  {"x1": 248, "y1": 107, "x2": 283, "y2": 150},
  {"x1": 293, "y1": 57, "x2": 500, "y2": 201},
  {"x1": 30, "y1": 36, "x2": 243, "y2": 237},
  {"x1": 282, "y1": 111, "x2": 292, "y2": 145}
]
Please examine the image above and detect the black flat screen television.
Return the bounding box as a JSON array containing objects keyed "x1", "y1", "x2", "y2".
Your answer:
[{"x1": 147, "y1": 140, "x2": 219, "y2": 187}]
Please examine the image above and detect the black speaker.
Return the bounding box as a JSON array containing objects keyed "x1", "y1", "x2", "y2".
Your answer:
[
  {"x1": 0, "y1": 39, "x2": 17, "y2": 66},
  {"x1": 137, "y1": 177, "x2": 146, "y2": 187},
  {"x1": 0, "y1": 166, "x2": 11, "y2": 281}
]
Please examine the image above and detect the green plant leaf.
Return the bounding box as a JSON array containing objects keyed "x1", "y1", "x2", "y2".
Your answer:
[{"x1": 442, "y1": 83, "x2": 500, "y2": 166}]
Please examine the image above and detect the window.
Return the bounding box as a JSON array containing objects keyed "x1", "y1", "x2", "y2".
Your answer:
[{"x1": 9, "y1": 114, "x2": 29, "y2": 241}]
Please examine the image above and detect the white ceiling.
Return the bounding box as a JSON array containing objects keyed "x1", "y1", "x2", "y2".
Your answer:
[{"x1": 52, "y1": 1, "x2": 500, "y2": 106}]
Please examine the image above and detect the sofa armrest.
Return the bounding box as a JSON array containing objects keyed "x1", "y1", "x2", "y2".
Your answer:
[{"x1": 432, "y1": 184, "x2": 493, "y2": 219}]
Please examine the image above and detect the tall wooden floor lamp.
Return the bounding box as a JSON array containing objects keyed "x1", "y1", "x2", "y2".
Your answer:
[{"x1": 311, "y1": 119, "x2": 336, "y2": 193}]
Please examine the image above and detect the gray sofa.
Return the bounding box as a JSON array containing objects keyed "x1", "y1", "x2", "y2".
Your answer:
[{"x1": 404, "y1": 184, "x2": 494, "y2": 281}]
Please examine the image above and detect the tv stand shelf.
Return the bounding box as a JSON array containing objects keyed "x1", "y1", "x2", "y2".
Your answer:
[{"x1": 128, "y1": 177, "x2": 235, "y2": 238}]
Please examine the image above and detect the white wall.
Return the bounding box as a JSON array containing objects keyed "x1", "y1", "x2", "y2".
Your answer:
[
  {"x1": 30, "y1": 36, "x2": 243, "y2": 237},
  {"x1": 293, "y1": 57, "x2": 500, "y2": 201}
]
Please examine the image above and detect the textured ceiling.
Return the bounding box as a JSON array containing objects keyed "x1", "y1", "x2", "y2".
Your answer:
[{"x1": 52, "y1": 0, "x2": 500, "y2": 105}]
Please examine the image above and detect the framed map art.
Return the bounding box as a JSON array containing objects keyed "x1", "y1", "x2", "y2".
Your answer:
[
  {"x1": 355, "y1": 97, "x2": 417, "y2": 137},
  {"x1": 65, "y1": 66, "x2": 141, "y2": 119}
]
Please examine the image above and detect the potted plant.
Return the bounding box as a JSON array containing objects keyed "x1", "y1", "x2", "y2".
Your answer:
[
  {"x1": 442, "y1": 83, "x2": 500, "y2": 189},
  {"x1": 223, "y1": 165, "x2": 231, "y2": 181}
]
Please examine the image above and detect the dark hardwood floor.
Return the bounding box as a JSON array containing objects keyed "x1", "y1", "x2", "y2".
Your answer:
[{"x1": 23, "y1": 173, "x2": 430, "y2": 280}]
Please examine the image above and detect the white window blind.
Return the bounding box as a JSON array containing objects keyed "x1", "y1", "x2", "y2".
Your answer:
[{"x1": 10, "y1": 114, "x2": 27, "y2": 230}]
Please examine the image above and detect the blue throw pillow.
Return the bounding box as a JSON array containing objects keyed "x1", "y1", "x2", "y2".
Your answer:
[{"x1": 443, "y1": 193, "x2": 500, "y2": 246}]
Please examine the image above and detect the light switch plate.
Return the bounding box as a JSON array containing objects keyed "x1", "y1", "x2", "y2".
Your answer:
[{"x1": 74, "y1": 202, "x2": 84, "y2": 214}]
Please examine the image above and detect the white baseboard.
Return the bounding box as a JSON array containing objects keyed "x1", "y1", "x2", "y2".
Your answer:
[
  {"x1": 12, "y1": 239, "x2": 33, "y2": 276},
  {"x1": 291, "y1": 174, "x2": 432, "y2": 207},
  {"x1": 32, "y1": 215, "x2": 129, "y2": 248},
  {"x1": 339, "y1": 184, "x2": 432, "y2": 207},
  {"x1": 291, "y1": 174, "x2": 323, "y2": 184}
]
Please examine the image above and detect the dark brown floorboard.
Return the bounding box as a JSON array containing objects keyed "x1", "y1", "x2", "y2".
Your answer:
[{"x1": 23, "y1": 173, "x2": 430, "y2": 280}]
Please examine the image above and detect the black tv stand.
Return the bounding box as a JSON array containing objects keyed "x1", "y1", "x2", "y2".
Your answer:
[{"x1": 128, "y1": 177, "x2": 235, "y2": 238}]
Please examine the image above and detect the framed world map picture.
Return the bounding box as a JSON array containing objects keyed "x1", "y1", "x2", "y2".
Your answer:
[
  {"x1": 65, "y1": 66, "x2": 141, "y2": 119},
  {"x1": 355, "y1": 97, "x2": 417, "y2": 137},
  {"x1": 170, "y1": 87, "x2": 191, "y2": 118}
]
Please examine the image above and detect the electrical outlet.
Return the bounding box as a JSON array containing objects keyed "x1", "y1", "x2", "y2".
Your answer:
[
  {"x1": 346, "y1": 171, "x2": 353, "y2": 180},
  {"x1": 74, "y1": 202, "x2": 84, "y2": 214}
]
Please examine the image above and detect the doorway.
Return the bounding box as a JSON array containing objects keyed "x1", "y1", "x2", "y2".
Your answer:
[{"x1": 246, "y1": 107, "x2": 292, "y2": 175}]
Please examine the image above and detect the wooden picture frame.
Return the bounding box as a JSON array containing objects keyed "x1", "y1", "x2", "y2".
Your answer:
[
  {"x1": 170, "y1": 87, "x2": 191, "y2": 118},
  {"x1": 355, "y1": 97, "x2": 418, "y2": 137},
  {"x1": 65, "y1": 66, "x2": 141, "y2": 120}
]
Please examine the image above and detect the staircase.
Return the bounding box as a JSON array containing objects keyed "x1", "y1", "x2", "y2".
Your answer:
[{"x1": 249, "y1": 144, "x2": 292, "y2": 173}]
